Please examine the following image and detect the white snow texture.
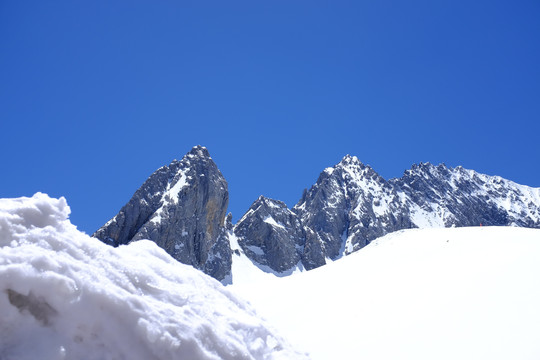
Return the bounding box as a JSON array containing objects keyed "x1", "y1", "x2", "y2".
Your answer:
[
  {"x1": 0, "y1": 193, "x2": 306, "y2": 360},
  {"x1": 232, "y1": 226, "x2": 540, "y2": 360}
]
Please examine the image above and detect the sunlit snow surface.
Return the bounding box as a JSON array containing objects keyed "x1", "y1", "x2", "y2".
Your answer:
[
  {"x1": 231, "y1": 226, "x2": 540, "y2": 360},
  {"x1": 0, "y1": 193, "x2": 307, "y2": 360},
  {"x1": 4, "y1": 193, "x2": 540, "y2": 360}
]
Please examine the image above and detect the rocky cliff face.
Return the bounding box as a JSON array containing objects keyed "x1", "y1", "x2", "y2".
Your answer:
[
  {"x1": 391, "y1": 162, "x2": 540, "y2": 229},
  {"x1": 234, "y1": 155, "x2": 540, "y2": 273},
  {"x1": 96, "y1": 146, "x2": 540, "y2": 281},
  {"x1": 293, "y1": 155, "x2": 414, "y2": 261},
  {"x1": 93, "y1": 146, "x2": 231, "y2": 280},
  {"x1": 233, "y1": 196, "x2": 305, "y2": 272}
]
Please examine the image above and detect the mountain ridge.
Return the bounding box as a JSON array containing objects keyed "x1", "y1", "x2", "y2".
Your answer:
[{"x1": 93, "y1": 146, "x2": 540, "y2": 282}]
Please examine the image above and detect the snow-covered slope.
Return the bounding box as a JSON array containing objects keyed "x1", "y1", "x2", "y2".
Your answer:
[
  {"x1": 3, "y1": 194, "x2": 539, "y2": 359},
  {"x1": 0, "y1": 193, "x2": 307, "y2": 360},
  {"x1": 231, "y1": 226, "x2": 540, "y2": 360}
]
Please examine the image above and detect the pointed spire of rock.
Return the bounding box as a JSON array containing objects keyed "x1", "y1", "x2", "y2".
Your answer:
[
  {"x1": 235, "y1": 195, "x2": 304, "y2": 273},
  {"x1": 337, "y1": 154, "x2": 363, "y2": 168},
  {"x1": 187, "y1": 145, "x2": 211, "y2": 159},
  {"x1": 94, "y1": 145, "x2": 231, "y2": 281}
]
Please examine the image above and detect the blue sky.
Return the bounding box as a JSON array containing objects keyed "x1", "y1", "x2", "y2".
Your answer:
[{"x1": 1, "y1": 1, "x2": 539, "y2": 234}]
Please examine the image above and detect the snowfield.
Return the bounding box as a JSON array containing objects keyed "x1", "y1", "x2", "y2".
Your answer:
[
  {"x1": 231, "y1": 226, "x2": 540, "y2": 360},
  {"x1": 2, "y1": 192, "x2": 540, "y2": 360},
  {"x1": 0, "y1": 193, "x2": 307, "y2": 360}
]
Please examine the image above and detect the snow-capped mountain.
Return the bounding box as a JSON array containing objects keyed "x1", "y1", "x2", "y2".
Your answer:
[
  {"x1": 237, "y1": 155, "x2": 540, "y2": 274},
  {"x1": 293, "y1": 155, "x2": 410, "y2": 262},
  {"x1": 4, "y1": 194, "x2": 539, "y2": 360},
  {"x1": 94, "y1": 146, "x2": 540, "y2": 281},
  {"x1": 93, "y1": 146, "x2": 232, "y2": 280},
  {"x1": 392, "y1": 162, "x2": 540, "y2": 228}
]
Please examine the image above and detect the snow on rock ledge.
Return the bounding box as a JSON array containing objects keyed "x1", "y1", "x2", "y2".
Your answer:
[{"x1": 0, "y1": 193, "x2": 307, "y2": 360}]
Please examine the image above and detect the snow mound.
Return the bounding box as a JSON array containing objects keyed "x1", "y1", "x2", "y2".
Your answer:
[
  {"x1": 232, "y1": 226, "x2": 540, "y2": 360},
  {"x1": 0, "y1": 193, "x2": 307, "y2": 360}
]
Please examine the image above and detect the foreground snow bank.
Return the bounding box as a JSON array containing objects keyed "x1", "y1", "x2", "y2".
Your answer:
[
  {"x1": 233, "y1": 226, "x2": 540, "y2": 360},
  {"x1": 0, "y1": 193, "x2": 306, "y2": 360}
]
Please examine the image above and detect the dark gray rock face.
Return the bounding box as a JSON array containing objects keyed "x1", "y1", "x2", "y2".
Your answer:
[
  {"x1": 234, "y1": 196, "x2": 305, "y2": 272},
  {"x1": 390, "y1": 163, "x2": 540, "y2": 229},
  {"x1": 237, "y1": 155, "x2": 540, "y2": 273},
  {"x1": 96, "y1": 146, "x2": 540, "y2": 280},
  {"x1": 93, "y1": 146, "x2": 231, "y2": 281},
  {"x1": 292, "y1": 158, "x2": 540, "y2": 270},
  {"x1": 292, "y1": 155, "x2": 416, "y2": 268}
]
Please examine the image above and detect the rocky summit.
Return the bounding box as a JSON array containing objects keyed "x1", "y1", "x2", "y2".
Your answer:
[
  {"x1": 234, "y1": 196, "x2": 305, "y2": 273},
  {"x1": 290, "y1": 157, "x2": 540, "y2": 269},
  {"x1": 93, "y1": 146, "x2": 231, "y2": 280},
  {"x1": 95, "y1": 146, "x2": 540, "y2": 281}
]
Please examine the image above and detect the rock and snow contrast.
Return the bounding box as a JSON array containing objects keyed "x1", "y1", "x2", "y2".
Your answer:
[
  {"x1": 233, "y1": 196, "x2": 306, "y2": 273},
  {"x1": 2, "y1": 146, "x2": 540, "y2": 360},
  {"x1": 290, "y1": 155, "x2": 540, "y2": 269},
  {"x1": 231, "y1": 226, "x2": 540, "y2": 360},
  {"x1": 94, "y1": 146, "x2": 540, "y2": 281},
  {"x1": 94, "y1": 146, "x2": 232, "y2": 281},
  {"x1": 0, "y1": 193, "x2": 307, "y2": 360}
]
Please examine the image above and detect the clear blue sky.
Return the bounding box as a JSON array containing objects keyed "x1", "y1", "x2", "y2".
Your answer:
[{"x1": 1, "y1": 1, "x2": 539, "y2": 234}]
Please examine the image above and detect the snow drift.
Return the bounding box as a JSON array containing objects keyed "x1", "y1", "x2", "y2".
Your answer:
[
  {"x1": 232, "y1": 226, "x2": 540, "y2": 360},
  {"x1": 0, "y1": 193, "x2": 307, "y2": 360}
]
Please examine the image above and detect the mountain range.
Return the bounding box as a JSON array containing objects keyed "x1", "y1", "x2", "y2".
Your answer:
[{"x1": 93, "y1": 146, "x2": 540, "y2": 282}]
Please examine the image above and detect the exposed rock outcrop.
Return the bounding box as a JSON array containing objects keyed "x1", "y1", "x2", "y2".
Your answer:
[
  {"x1": 94, "y1": 146, "x2": 231, "y2": 280},
  {"x1": 236, "y1": 155, "x2": 540, "y2": 272},
  {"x1": 96, "y1": 146, "x2": 540, "y2": 281},
  {"x1": 234, "y1": 196, "x2": 305, "y2": 272}
]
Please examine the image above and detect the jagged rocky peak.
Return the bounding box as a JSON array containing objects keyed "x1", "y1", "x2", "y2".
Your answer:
[
  {"x1": 300, "y1": 155, "x2": 374, "y2": 207},
  {"x1": 337, "y1": 154, "x2": 361, "y2": 166},
  {"x1": 322, "y1": 154, "x2": 386, "y2": 191},
  {"x1": 403, "y1": 162, "x2": 454, "y2": 180},
  {"x1": 234, "y1": 196, "x2": 305, "y2": 273},
  {"x1": 294, "y1": 154, "x2": 398, "y2": 264},
  {"x1": 94, "y1": 146, "x2": 540, "y2": 283},
  {"x1": 394, "y1": 162, "x2": 540, "y2": 228},
  {"x1": 337, "y1": 154, "x2": 373, "y2": 171},
  {"x1": 395, "y1": 162, "x2": 486, "y2": 202},
  {"x1": 93, "y1": 145, "x2": 232, "y2": 281},
  {"x1": 186, "y1": 144, "x2": 212, "y2": 159},
  {"x1": 254, "y1": 195, "x2": 286, "y2": 209}
]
